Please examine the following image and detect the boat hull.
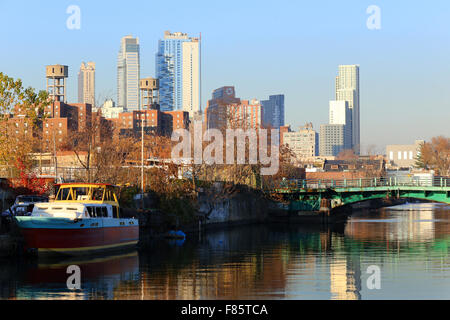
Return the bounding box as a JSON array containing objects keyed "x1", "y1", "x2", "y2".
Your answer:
[{"x1": 15, "y1": 217, "x2": 139, "y2": 256}]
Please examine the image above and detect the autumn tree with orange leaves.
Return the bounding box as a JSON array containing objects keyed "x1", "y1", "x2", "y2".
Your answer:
[{"x1": 415, "y1": 136, "x2": 450, "y2": 176}]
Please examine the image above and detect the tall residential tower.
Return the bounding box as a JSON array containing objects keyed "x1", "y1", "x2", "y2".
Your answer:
[
  {"x1": 335, "y1": 65, "x2": 360, "y2": 154},
  {"x1": 118, "y1": 35, "x2": 140, "y2": 111},
  {"x1": 156, "y1": 31, "x2": 200, "y2": 115},
  {"x1": 78, "y1": 62, "x2": 95, "y2": 106}
]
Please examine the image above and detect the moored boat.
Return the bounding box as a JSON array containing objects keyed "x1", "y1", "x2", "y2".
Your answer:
[{"x1": 14, "y1": 183, "x2": 139, "y2": 256}]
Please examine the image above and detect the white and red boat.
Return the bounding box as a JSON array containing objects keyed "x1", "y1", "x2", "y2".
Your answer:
[{"x1": 14, "y1": 183, "x2": 139, "y2": 256}]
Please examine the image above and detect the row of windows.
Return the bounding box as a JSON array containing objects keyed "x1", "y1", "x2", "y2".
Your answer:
[
  {"x1": 389, "y1": 151, "x2": 414, "y2": 161},
  {"x1": 45, "y1": 123, "x2": 63, "y2": 128},
  {"x1": 86, "y1": 206, "x2": 108, "y2": 218}
]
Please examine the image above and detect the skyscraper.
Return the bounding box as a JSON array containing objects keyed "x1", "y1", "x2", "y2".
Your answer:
[
  {"x1": 78, "y1": 62, "x2": 95, "y2": 106},
  {"x1": 118, "y1": 35, "x2": 140, "y2": 111},
  {"x1": 156, "y1": 31, "x2": 200, "y2": 114},
  {"x1": 261, "y1": 94, "x2": 285, "y2": 129},
  {"x1": 335, "y1": 65, "x2": 360, "y2": 154}
]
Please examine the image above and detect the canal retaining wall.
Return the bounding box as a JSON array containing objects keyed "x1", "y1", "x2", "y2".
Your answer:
[{"x1": 197, "y1": 183, "x2": 271, "y2": 228}]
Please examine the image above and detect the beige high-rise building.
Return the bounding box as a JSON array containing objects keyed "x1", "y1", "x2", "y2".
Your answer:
[
  {"x1": 118, "y1": 35, "x2": 140, "y2": 111},
  {"x1": 182, "y1": 39, "x2": 200, "y2": 115},
  {"x1": 78, "y1": 62, "x2": 96, "y2": 106},
  {"x1": 335, "y1": 65, "x2": 360, "y2": 155}
]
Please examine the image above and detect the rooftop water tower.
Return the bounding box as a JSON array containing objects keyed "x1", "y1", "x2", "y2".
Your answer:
[
  {"x1": 46, "y1": 65, "x2": 68, "y2": 102},
  {"x1": 139, "y1": 77, "x2": 159, "y2": 110}
]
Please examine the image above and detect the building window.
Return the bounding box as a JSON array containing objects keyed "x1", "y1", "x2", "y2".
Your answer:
[
  {"x1": 409, "y1": 151, "x2": 413, "y2": 160},
  {"x1": 398, "y1": 151, "x2": 402, "y2": 160},
  {"x1": 389, "y1": 151, "x2": 393, "y2": 160}
]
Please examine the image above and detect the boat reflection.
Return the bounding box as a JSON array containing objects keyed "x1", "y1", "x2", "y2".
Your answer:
[{"x1": 14, "y1": 250, "x2": 139, "y2": 300}]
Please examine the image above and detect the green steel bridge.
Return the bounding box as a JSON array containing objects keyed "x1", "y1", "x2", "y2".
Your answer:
[{"x1": 272, "y1": 177, "x2": 450, "y2": 212}]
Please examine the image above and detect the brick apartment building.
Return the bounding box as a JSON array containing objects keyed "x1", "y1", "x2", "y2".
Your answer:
[
  {"x1": 6, "y1": 100, "x2": 190, "y2": 153},
  {"x1": 205, "y1": 86, "x2": 262, "y2": 130},
  {"x1": 113, "y1": 109, "x2": 189, "y2": 137}
]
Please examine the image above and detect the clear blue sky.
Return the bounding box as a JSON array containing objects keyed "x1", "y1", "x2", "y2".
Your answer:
[{"x1": 1, "y1": 0, "x2": 449, "y2": 153}]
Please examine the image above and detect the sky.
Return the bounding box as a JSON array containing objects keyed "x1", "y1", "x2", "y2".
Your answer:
[{"x1": 1, "y1": 0, "x2": 450, "y2": 153}]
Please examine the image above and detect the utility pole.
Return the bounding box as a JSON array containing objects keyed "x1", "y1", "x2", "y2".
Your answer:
[
  {"x1": 52, "y1": 101, "x2": 57, "y2": 182},
  {"x1": 139, "y1": 77, "x2": 159, "y2": 210},
  {"x1": 141, "y1": 110, "x2": 144, "y2": 210},
  {"x1": 53, "y1": 131, "x2": 58, "y2": 181}
]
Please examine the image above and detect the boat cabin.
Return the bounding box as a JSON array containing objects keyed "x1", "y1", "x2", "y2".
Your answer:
[
  {"x1": 54, "y1": 183, "x2": 120, "y2": 217},
  {"x1": 32, "y1": 203, "x2": 115, "y2": 220}
]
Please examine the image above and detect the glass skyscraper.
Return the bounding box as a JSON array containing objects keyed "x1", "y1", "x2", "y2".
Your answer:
[
  {"x1": 261, "y1": 94, "x2": 285, "y2": 129},
  {"x1": 117, "y1": 35, "x2": 140, "y2": 111},
  {"x1": 156, "y1": 31, "x2": 200, "y2": 113}
]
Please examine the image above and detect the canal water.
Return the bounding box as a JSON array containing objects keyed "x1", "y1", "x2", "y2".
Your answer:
[{"x1": 0, "y1": 202, "x2": 449, "y2": 300}]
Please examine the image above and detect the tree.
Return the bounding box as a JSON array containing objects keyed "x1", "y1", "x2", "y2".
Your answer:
[
  {"x1": 414, "y1": 141, "x2": 426, "y2": 169},
  {"x1": 336, "y1": 149, "x2": 358, "y2": 160},
  {"x1": 416, "y1": 136, "x2": 450, "y2": 176},
  {"x1": 0, "y1": 72, "x2": 50, "y2": 175}
]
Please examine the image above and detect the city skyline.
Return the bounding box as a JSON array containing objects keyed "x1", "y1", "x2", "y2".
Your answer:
[{"x1": 1, "y1": 1, "x2": 450, "y2": 152}]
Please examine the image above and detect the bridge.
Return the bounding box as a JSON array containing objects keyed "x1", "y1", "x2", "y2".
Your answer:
[{"x1": 271, "y1": 177, "x2": 450, "y2": 212}]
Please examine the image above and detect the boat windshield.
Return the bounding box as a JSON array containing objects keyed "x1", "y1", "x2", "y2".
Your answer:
[
  {"x1": 55, "y1": 185, "x2": 116, "y2": 204},
  {"x1": 57, "y1": 188, "x2": 70, "y2": 201}
]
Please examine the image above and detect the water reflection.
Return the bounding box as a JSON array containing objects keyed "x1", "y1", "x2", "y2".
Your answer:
[
  {"x1": 0, "y1": 203, "x2": 449, "y2": 300},
  {"x1": 1, "y1": 251, "x2": 139, "y2": 300}
]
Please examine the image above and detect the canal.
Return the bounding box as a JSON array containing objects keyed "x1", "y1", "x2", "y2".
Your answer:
[{"x1": 0, "y1": 202, "x2": 449, "y2": 300}]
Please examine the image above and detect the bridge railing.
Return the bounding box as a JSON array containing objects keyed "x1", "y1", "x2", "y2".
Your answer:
[{"x1": 274, "y1": 176, "x2": 450, "y2": 190}]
